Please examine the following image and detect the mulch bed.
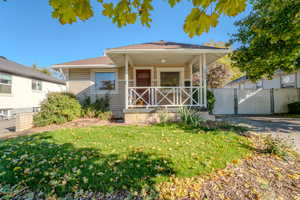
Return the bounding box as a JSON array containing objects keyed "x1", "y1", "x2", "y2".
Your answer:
[
  {"x1": 156, "y1": 135, "x2": 300, "y2": 200},
  {"x1": 156, "y1": 154, "x2": 300, "y2": 200},
  {"x1": 198, "y1": 154, "x2": 300, "y2": 200}
]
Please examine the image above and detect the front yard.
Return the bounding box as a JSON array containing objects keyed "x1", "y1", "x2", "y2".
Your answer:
[
  {"x1": 0, "y1": 123, "x2": 299, "y2": 199},
  {"x1": 0, "y1": 123, "x2": 250, "y2": 198}
]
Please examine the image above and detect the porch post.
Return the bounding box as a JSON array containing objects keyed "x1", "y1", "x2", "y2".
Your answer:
[
  {"x1": 203, "y1": 54, "x2": 207, "y2": 108},
  {"x1": 189, "y1": 62, "x2": 193, "y2": 105},
  {"x1": 125, "y1": 54, "x2": 129, "y2": 109},
  {"x1": 199, "y1": 55, "x2": 202, "y2": 105}
]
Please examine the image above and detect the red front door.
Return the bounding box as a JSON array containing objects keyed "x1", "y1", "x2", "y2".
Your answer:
[{"x1": 136, "y1": 70, "x2": 151, "y2": 105}]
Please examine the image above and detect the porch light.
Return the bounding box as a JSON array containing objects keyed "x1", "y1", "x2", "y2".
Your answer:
[{"x1": 161, "y1": 58, "x2": 167, "y2": 63}]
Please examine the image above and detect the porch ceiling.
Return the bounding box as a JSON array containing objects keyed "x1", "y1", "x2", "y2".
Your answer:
[{"x1": 106, "y1": 51, "x2": 228, "y2": 67}]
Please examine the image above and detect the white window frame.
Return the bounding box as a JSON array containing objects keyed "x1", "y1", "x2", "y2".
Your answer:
[
  {"x1": 91, "y1": 69, "x2": 119, "y2": 94},
  {"x1": 133, "y1": 66, "x2": 154, "y2": 87},
  {"x1": 31, "y1": 79, "x2": 43, "y2": 91},
  {"x1": 0, "y1": 72, "x2": 12, "y2": 95},
  {"x1": 157, "y1": 67, "x2": 184, "y2": 87}
]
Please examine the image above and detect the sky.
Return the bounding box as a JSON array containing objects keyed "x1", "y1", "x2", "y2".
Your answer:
[{"x1": 0, "y1": 0, "x2": 251, "y2": 68}]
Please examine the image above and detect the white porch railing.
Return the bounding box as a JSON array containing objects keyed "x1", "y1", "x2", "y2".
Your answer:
[{"x1": 128, "y1": 87, "x2": 205, "y2": 107}]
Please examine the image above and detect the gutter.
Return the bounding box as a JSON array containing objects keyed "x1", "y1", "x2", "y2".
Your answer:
[
  {"x1": 51, "y1": 64, "x2": 117, "y2": 69},
  {"x1": 105, "y1": 48, "x2": 231, "y2": 54}
]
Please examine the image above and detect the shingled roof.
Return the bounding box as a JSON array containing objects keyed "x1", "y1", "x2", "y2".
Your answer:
[
  {"x1": 0, "y1": 57, "x2": 65, "y2": 85},
  {"x1": 54, "y1": 41, "x2": 228, "y2": 67},
  {"x1": 56, "y1": 56, "x2": 113, "y2": 66},
  {"x1": 107, "y1": 40, "x2": 227, "y2": 50}
]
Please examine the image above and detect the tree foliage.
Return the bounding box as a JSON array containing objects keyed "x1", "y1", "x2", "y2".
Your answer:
[
  {"x1": 46, "y1": 0, "x2": 247, "y2": 37},
  {"x1": 32, "y1": 64, "x2": 52, "y2": 76},
  {"x1": 231, "y1": 0, "x2": 300, "y2": 81}
]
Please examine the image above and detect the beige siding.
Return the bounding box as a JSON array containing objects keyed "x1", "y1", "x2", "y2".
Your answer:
[
  {"x1": 68, "y1": 80, "x2": 92, "y2": 97},
  {"x1": 67, "y1": 65, "x2": 192, "y2": 118},
  {"x1": 68, "y1": 69, "x2": 92, "y2": 98},
  {"x1": 69, "y1": 69, "x2": 90, "y2": 80},
  {"x1": 68, "y1": 68, "x2": 125, "y2": 118}
]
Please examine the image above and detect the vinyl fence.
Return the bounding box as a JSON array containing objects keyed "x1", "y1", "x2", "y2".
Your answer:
[{"x1": 212, "y1": 88, "x2": 300, "y2": 115}]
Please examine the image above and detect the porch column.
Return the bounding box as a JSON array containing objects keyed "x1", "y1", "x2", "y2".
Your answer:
[
  {"x1": 189, "y1": 62, "x2": 193, "y2": 105},
  {"x1": 199, "y1": 55, "x2": 203, "y2": 105},
  {"x1": 125, "y1": 54, "x2": 129, "y2": 109},
  {"x1": 203, "y1": 54, "x2": 207, "y2": 108}
]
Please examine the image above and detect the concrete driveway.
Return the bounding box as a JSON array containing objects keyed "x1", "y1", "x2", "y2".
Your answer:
[
  {"x1": 0, "y1": 119, "x2": 15, "y2": 134},
  {"x1": 219, "y1": 115, "x2": 300, "y2": 153}
]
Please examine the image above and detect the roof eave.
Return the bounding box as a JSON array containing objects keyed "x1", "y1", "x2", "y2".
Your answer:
[
  {"x1": 105, "y1": 48, "x2": 231, "y2": 54},
  {"x1": 51, "y1": 64, "x2": 117, "y2": 69}
]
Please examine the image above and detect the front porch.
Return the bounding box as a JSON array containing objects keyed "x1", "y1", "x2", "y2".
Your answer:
[
  {"x1": 121, "y1": 53, "x2": 210, "y2": 123},
  {"x1": 104, "y1": 43, "x2": 229, "y2": 122},
  {"x1": 122, "y1": 54, "x2": 208, "y2": 110}
]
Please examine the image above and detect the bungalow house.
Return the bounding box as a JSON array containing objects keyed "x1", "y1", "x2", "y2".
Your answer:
[
  {"x1": 225, "y1": 71, "x2": 300, "y2": 89},
  {"x1": 52, "y1": 41, "x2": 230, "y2": 123},
  {"x1": 0, "y1": 57, "x2": 66, "y2": 118}
]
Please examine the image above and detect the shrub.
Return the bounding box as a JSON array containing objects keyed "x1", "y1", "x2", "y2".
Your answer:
[
  {"x1": 192, "y1": 89, "x2": 216, "y2": 113},
  {"x1": 34, "y1": 92, "x2": 81, "y2": 126},
  {"x1": 81, "y1": 95, "x2": 112, "y2": 120},
  {"x1": 179, "y1": 107, "x2": 204, "y2": 128},
  {"x1": 207, "y1": 90, "x2": 216, "y2": 113},
  {"x1": 288, "y1": 101, "x2": 300, "y2": 114}
]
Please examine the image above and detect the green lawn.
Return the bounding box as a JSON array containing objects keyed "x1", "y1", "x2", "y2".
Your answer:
[{"x1": 0, "y1": 123, "x2": 251, "y2": 197}]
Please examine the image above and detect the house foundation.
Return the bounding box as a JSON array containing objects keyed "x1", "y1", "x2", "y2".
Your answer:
[{"x1": 124, "y1": 108, "x2": 215, "y2": 124}]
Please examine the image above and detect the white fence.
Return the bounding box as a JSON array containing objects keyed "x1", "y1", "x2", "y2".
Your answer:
[{"x1": 213, "y1": 88, "x2": 300, "y2": 115}]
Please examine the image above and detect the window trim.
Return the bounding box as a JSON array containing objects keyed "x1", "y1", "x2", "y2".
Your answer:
[
  {"x1": 31, "y1": 79, "x2": 43, "y2": 92},
  {"x1": 157, "y1": 67, "x2": 184, "y2": 87},
  {"x1": 91, "y1": 69, "x2": 119, "y2": 94},
  {"x1": 0, "y1": 72, "x2": 12, "y2": 95}
]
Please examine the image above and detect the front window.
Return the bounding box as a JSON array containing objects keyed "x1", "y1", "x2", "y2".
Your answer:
[
  {"x1": 0, "y1": 73, "x2": 12, "y2": 94},
  {"x1": 160, "y1": 72, "x2": 180, "y2": 87},
  {"x1": 281, "y1": 74, "x2": 295, "y2": 88},
  {"x1": 95, "y1": 72, "x2": 116, "y2": 90},
  {"x1": 32, "y1": 80, "x2": 42, "y2": 91}
]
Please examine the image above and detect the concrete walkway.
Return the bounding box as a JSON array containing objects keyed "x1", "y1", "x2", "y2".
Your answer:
[{"x1": 219, "y1": 116, "x2": 300, "y2": 153}]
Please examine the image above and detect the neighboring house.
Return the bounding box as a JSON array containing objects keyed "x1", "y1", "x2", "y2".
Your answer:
[
  {"x1": 225, "y1": 71, "x2": 300, "y2": 89},
  {"x1": 52, "y1": 41, "x2": 229, "y2": 122},
  {"x1": 0, "y1": 57, "x2": 66, "y2": 118}
]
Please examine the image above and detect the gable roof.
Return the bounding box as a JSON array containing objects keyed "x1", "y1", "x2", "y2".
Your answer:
[
  {"x1": 56, "y1": 56, "x2": 113, "y2": 66},
  {"x1": 0, "y1": 57, "x2": 65, "y2": 85},
  {"x1": 53, "y1": 41, "x2": 229, "y2": 68},
  {"x1": 108, "y1": 40, "x2": 227, "y2": 50}
]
